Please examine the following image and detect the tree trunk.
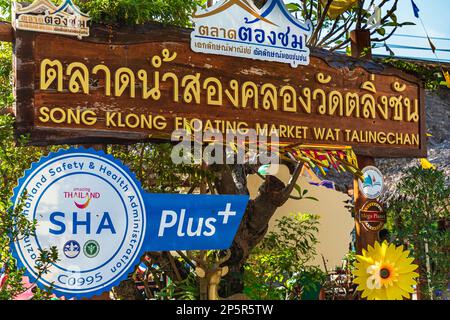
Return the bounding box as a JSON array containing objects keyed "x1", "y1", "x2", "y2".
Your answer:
[{"x1": 214, "y1": 164, "x2": 300, "y2": 296}]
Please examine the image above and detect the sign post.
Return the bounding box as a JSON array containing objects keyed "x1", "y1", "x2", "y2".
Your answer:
[{"x1": 350, "y1": 29, "x2": 379, "y2": 254}]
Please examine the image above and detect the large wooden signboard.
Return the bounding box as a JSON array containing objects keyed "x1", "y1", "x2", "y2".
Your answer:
[{"x1": 13, "y1": 23, "x2": 426, "y2": 157}]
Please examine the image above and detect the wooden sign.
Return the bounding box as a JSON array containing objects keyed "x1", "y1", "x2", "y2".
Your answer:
[
  {"x1": 13, "y1": 23, "x2": 426, "y2": 157},
  {"x1": 191, "y1": 0, "x2": 312, "y2": 67},
  {"x1": 358, "y1": 201, "x2": 386, "y2": 232},
  {"x1": 13, "y1": 0, "x2": 90, "y2": 39}
]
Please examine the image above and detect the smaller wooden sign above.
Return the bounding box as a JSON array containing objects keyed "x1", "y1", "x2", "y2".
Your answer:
[
  {"x1": 13, "y1": 0, "x2": 90, "y2": 39},
  {"x1": 191, "y1": 0, "x2": 312, "y2": 67}
]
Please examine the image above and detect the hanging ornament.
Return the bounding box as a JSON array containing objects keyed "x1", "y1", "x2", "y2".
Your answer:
[
  {"x1": 367, "y1": 4, "x2": 382, "y2": 29},
  {"x1": 443, "y1": 71, "x2": 450, "y2": 89},
  {"x1": 321, "y1": 0, "x2": 358, "y2": 19},
  {"x1": 281, "y1": 144, "x2": 361, "y2": 178}
]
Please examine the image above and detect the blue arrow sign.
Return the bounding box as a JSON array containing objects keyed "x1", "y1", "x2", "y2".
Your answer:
[
  {"x1": 144, "y1": 194, "x2": 248, "y2": 251},
  {"x1": 11, "y1": 148, "x2": 249, "y2": 298}
]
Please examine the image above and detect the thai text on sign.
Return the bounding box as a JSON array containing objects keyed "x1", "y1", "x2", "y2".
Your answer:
[{"x1": 13, "y1": 24, "x2": 426, "y2": 157}]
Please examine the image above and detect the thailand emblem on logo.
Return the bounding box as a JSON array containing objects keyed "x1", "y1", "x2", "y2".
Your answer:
[
  {"x1": 12, "y1": 0, "x2": 90, "y2": 39},
  {"x1": 191, "y1": 0, "x2": 312, "y2": 67},
  {"x1": 63, "y1": 241, "x2": 81, "y2": 259}
]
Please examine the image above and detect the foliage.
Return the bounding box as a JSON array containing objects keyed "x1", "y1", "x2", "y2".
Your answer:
[
  {"x1": 386, "y1": 166, "x2": 449, "y2": 300},
  {"x1": 0, "y1": 0, "x2": 11, "y2": 21},
  {"x1": 78, "y1": 0, "x2": 205, "y2": 27},
  {"x1": 155, "y1": 271, "x2": 199, "y2": 300},
  {"x1": 286, "y1": 0, "x2": 414, "y2": 51},
  {"x1": 108, "y1": 143, "x2": 213, "y2": 194},
  {"x1": 321, "y1": 251, "x2": 357, "y2": 300},
  {"x1": 2, "y1": 0, "x2": 206, "y2": 26},
  {"x1": 0, "y1": 43, "x2": 12, "y2": 109},
  {"x1": 0, "y1": 115, "x2": 60, "y2": 299},
  {"x1": 244, "y1": 214, "x2": 326, "y2": 300},
  {"x1": 382, "y1": 58, "x2": 445, "y2": 91},
  {"x1": 0, "y1": 30, "x2": 61, "y2": 300}
]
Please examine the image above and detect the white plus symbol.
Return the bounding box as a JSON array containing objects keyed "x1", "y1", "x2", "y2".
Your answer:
[{"x1": 218, "y1": 203, "x2": 236, "y2": 224}]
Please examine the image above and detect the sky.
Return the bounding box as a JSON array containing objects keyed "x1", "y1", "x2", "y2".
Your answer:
[
  {"x1": 208, "y1": 0, "x2": 450, "y2": 63},
  {"x1": 7, "y1": 0, "x2": 450, "y2": 63},
  {"x1": 371, "y1": 0, "x2": 450, "y2": 63}
]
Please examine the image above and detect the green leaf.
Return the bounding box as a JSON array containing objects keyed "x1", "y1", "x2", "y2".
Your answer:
[
  {"x1": 285, "y1": 3, "x2": 301, "y2": 12},
  {"x1": 376, "y1": 28, "x2": 386, "y2": 36},
  {"x1": 399, "y1": 22, "x2": 416, "y2": 26},
  {"x1": 390, "y1": 13, "x2": 398, "y2": 24},
  {"x1": 385, "y1": 22, "x2": 399, "y2": 27}
]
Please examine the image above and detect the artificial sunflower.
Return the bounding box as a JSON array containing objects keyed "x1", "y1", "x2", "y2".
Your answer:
[{"x1": 352, "y1": 241, "x2": 419, "y2": 300}]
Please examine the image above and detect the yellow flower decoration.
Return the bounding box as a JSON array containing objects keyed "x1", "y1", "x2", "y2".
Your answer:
[
  {"x1": 352, "y1": 241, "x2": 419, "y2": 300},
  {"x1": 420, "y1": 158, "x2": 436, "y2": 170}
]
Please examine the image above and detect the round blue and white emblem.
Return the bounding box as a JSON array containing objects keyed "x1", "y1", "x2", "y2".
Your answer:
[
  {"x1": 11, "y1": 148, "x2": 146, "y2": 299},
  {"x1": 358, "y1": 166, "x2": 384, "y2": 199},
  {"x1": 63, "y1": 241, "x2": 81, "y2": 259}
]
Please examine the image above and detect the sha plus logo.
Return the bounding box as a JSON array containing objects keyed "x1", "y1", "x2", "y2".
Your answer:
[{"x1": 11, "y1": 148, "x2": 146, "y2": 299}]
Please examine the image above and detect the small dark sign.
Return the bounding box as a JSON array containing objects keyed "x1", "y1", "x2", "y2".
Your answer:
[{"x1": 358, "y1": 200, "x2": 386, "y2": 232}]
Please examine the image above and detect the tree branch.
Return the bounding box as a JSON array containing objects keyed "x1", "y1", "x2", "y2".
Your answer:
[
  {"x1": 356, "y1": 0, "x2": 366, "y2": 30},
  {"x1": 309, "y1": 0, "x2": 333, "y2": 46},
  {"x1": 212, "y1": 164, "x2": 249, "y2": 195},
  {"x1": 281, "y1": 162, "x2": 303, "y2": 201},
  {"x1": 330, "y1": 37, "x2": 351, "y2": 51},
  {"x1": 371, "y1": 26, "x2": 398, "y2": 43},
  {"x1": 319, "y1": 13, "x2": 354, "y2": 47},
  {"x1": 317, "y1": 15, "x2": 341, "y2": 46}
]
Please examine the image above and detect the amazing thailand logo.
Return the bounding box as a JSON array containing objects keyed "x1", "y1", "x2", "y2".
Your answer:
[
  {"x1": 64, "y1": 187, "x2": 100, "y2": 209},
  {"x1": 191, "y1": 0, "x2": 312, "y2": 67}
]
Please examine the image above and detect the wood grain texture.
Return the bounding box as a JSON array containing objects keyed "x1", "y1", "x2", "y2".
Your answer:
[
  {"x1": 0, "y1": 22, "x2": 13, "y2": 42},
  {"x1": 13, "y1": 23, "x2": 426, "y2": 158}
]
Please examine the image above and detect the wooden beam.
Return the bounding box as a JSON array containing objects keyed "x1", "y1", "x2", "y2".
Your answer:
[
  {"x1": 351, "y1": 29, "x2": 379, "y2": 255},
  {"x1": 350, "y1": 29, "x2": 372, "y2": 60},
  {"x1": 0, "y1": 22, "x2": 13, "y2": 43},
  {"x1": 354, "y1": 156, "x2": 379, "y2": 254}
]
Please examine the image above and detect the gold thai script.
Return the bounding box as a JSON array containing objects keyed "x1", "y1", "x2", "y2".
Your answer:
[{"x1": 39, "y1": 49, "x2": 420, "y2": 123}]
